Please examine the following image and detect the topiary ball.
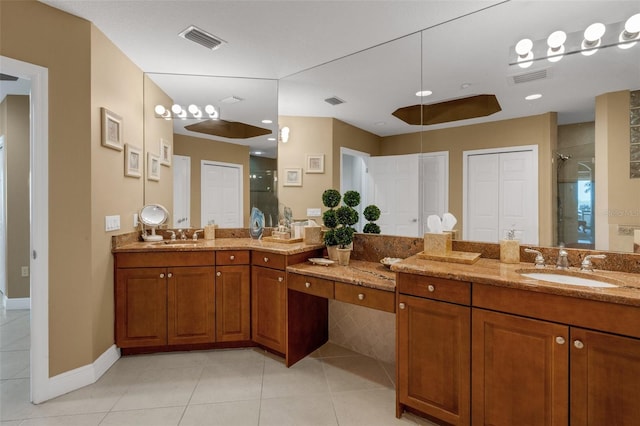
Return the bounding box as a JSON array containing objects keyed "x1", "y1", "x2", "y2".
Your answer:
[
  {"x1": 363, "y1": 223, "x2": 381, "y2": 234},
  {"x1": 322, "y1": 209, "x2": 338, "y2": 228},
  {"x1": 323, "y1": 228, "x2": 338, "y2": 246},
  {"x1": 363, "y1": 205, "x2": 381, "y2": 222},
  {"x1": 343, "y1": 190, "x2": 361, "y2": 208},
  {"x1": 336, "y1": 206, "x2": 358, "y2": 226},
  {"x1": 322, "y1": 189, "x2": 341, "y2": 208}
]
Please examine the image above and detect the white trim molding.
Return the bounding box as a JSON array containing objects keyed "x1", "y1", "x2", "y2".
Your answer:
[{"x1": 3, "y1": 296, "x2": 30, "y2": 310}]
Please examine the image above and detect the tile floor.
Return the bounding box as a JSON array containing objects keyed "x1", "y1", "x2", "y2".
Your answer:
[{"x1": 1, "y1": 307, "x2": 437, "y2": 425}]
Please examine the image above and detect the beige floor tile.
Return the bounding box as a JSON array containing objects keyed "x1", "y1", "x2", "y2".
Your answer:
[
  {"x1": 179, "y1": 400, "x2": 260, "y2": 426},
  {"x1": 189, "y1": 359, "x2": 264, "y2": 404},
  {"x1": 331, "y1": 388, "x2": 418, "y2": 426},
  {"x1": 0, "y1": 350, "x2": 29, "y2": 379},
  {"x1": 100, "y1": 406, "x2": 185, "y2": 426},
  {"x1": 309, "y1": 342, "x2": 361, "y2": 359},
  {"x1": 0, "y1": 378, "x2": 44, "y2": 421},
  {"x1": 261, "y1": 357, "x2": 329, "y2": 399},
  {"x1": 322, "y1": 355, "x2": 394, "y2": 393},
  {"x1": 0, "y1": 421, "x2": 22, "y2": 426},
  {"x1": 17, "y1": 413, "x2": 107, "y2": 425},
  {"x1": 0, "y1": 309, "x2": 29, "y2": 326},
  {"x1": 199, "y1": 347, "x2": 268, "y2": 365},
  {"x1": 259, "y1": 393, "x2": 338, "y2": 426},
  {"x1": 111, "y1": 367, "x2": 202, "y2": 411}
]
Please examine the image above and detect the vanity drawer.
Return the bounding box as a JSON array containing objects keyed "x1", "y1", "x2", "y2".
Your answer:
[
  {"x1": 397, "y1": 273, "x2": 470, "y2": 305},
  {"x1": 288, "y1": 273, "x2": 334, "y2": 299},
  {"x1": 334, "y1": 282, "x2": 395, "y2": 313},
  {"x1": 216, "y1": 250, "x2": 250, "y2": 265},
  {"x1": 115, "y1": 251, "x2": 214, "y2": 268},
  {"x1": 252, "y1": 251, "x2": 286, "y2": 270}
]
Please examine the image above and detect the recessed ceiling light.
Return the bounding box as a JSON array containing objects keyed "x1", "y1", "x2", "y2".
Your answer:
[
  {"x1": 460, "y1": 83, "x2": 471, "y2": 89},
  {"x1": 267, "y1": 137, "x2": 276, "y2": 141},
  {"x1": 525, "y1": 93, "x2": 542, "y2": 100},
  {"x1": 262, "y1": 119, "x2": 273, "y2": 124},
  {"x1": 375, "y1": 121, "x2": 386, "y2": 126},
  {"x1": 415, "y1": 90, "x2": 433, "y2": 97},
  {"x1": 253, "y1": 151, "x2": 263, "y2": 155}
]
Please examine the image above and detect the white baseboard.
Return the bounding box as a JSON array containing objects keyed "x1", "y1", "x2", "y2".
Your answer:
[
  {"x1": 48, "y1": 344, "x2": 120, "y2": 400},
  {"x1": 3, "y1": 296, "x2": 31, "y2": 310}
]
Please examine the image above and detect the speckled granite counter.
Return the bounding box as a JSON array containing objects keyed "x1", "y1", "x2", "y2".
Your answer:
[
  {"x1": 112, "y1": 238, "x2": 325, "y2": 255},
  {"x1": 393, "y1": 255, "x2": 640, "y2": 307},
  {"x1": 286, "y1": 259, "x2": 395, "y2": 292}
]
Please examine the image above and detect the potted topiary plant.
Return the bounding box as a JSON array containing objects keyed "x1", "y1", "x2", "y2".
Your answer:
[
  {"x1": 334, "y1": 190, "x2": 361, "y2": 265},
  {"x1": 362, "y1": 204, "x2": 381, "y2": 234},
  {"x1": 322, "y1": 189, "x2": 342, "y2": 260}
]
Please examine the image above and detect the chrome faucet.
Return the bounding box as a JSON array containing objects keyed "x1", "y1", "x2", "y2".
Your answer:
[
  {"x1": 556, "y1": 247, "x2": 569, "y2": 270},
  {"x1": 168, "y1": 230, "x2": 176, "y2": 241},
  {"x1": 580, "y1": 254, "x2": 606, "y2": 272},
  {"x1": 177, "y1": 229, "x2": 187, "y2": 240},
  {"x1": 192, "y1": 229, "x2": 204, "y2": 240},
  {"x1": 524, "y1": 248, "x2": 546, "y2": 268}
]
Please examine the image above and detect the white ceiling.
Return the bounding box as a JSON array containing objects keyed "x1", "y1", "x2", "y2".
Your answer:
[{"x1": 24, "y1": 1, "x2": 640, "y2": 157}]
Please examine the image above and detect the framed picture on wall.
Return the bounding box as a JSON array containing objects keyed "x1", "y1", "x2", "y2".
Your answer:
[
  {"x1": 147, "y1": 152, "x2": 160, "y2": 181},
  {"x1": 100, "y1": 107, "x2": 123, "y2": 151},
  {"x1": 283, "y1": 167, "x2": 302, "y2": 186},
  {"x1": 124, "y1": 144, "x2": 142, "y2": 178},
  {"x1": 306, "y1": 154, "x2": 324, "y2": 173},
  {"x1": 160, "y1": 138, "x2": 171, "y2": 166}
]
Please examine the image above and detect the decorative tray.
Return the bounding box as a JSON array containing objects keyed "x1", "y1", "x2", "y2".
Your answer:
[
  {"x1": 308, "y1": 258, "x2": 335, "y2": 266},
  {"x1": 380, "y1": 257, "x2": 403, "y2": 268}
]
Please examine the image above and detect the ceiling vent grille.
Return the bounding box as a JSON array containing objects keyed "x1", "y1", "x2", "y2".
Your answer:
[
  {"x1": 324, "y1": 96, "x2": 345, "y2": 106},
  {"x1": 510, "y1": 69, "x2": 549, "y2": 85},
  {"x1": 0, "y1": 73, "x2": 19, "y2": 81},
  {"x1": 179, "y1": 25, "x2": 225, "y2": 50}
]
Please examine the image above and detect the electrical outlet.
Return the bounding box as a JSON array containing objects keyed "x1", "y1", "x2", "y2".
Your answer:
[
  {"x1": 133, "y1": 213, "x2": 139, "y2": 228},
  {"x1": 21, "y1": 266, "x2": 29, "y2": 277}
]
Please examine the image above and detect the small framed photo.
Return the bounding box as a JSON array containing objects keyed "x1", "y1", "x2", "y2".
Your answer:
[
  {"x1": 160, "y1": 138, "x2": 171, "y2": 166},
  {"x1": 283, "y1": 168, "x2": 302, "y2": 186},
  {"x1": 124, "y1": 144, "x2": 142, "y2": 178},
  {"x1": 147, "y1": 152, "x2": 161, "y2": 181},
  {"x1": 306, "y1": 154, "x2": 325, "y2": 173},
  {"x1": 101, "y1": 107, "x2": 123, "y2": 151}
]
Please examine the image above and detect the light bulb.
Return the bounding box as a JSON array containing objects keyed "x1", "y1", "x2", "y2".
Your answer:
[
  {"x1": 624, "y1": 13, "x2": 640, "y2": 35},
  {"x1": 517, "y1": 51, "x2": 534, "y2": 68},
  {"x1": 547, "y1": 30, "x2": 566, "y2": 50},
  {"x1": 547, "y1": 45, "x2": 565, "y2": 62},
  {"x1": 584, "y1": 22, "x2": 606, "y2": 43},
  {"x1": 188, "y1": 104, "x2": 199, "y2": 114},
  {"x1": 515, "y1": 38, "x2": 533, "y2": 57},
  {"x1": 171, "y1": 104, "x2": 182, "y2": 114},
  {"x1": 154, "y1": 105, "x2": 166, "y2": 115}
]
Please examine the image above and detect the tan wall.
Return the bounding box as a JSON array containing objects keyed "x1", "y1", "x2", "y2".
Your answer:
[
  {"x1": 90, "y1": 26, "x2": 145, "y2": 362},
  {"x1": 0, "y1": 95, "x2": 30, "y2": 298},
  {"x1": 143, "y1": 76, "x2": 173, "y2": 212},
  {"x1": 1, "y1": 0, "x2": 96, "y2": 376},
  {"x1": 278, "y1": 116, "x2": 334, "y2": 220},
  {"x1": 595, "y1": 90, "x2": 639, "y2": 252},
  {"x1": 173, "y1": 133, "x2": 250, "y2": 228},
  {"x1": 380, "y1": 113, "x2": 556, "y2": 245}
]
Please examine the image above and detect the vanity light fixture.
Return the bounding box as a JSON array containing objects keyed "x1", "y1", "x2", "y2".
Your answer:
[
  {"x1": 582, "y1": 22, "x2": 606, "y2": 55},
  {"x1": 515, "y1": 38, "x2": 534, "y2": 68},
  {"x1": 546, "y1": 30, "x2": 567, "y2": 62},
  {"x1": 154, "y1": 104, "x2": 218, "y2": 120},
  {"x1": 279, "y1": 126, "x2": 290, "y2": 143},
  {"x1": 619, "y1": 13, "x2": 640, "y2": 49}
]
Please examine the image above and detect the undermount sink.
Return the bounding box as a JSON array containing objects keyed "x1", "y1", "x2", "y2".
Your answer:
[{"x1": 517, "y1": 269, "x2": 620, "y2": 288}]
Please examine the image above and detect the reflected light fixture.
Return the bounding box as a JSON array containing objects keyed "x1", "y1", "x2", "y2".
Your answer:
[
  {"x1": 619, "y1": 13, "x2": 640, "y2": 49},
  {"x1": 582, "y1": 22, "x2": 606, "y2": 55},
  {"x1": 279, "y1": 126, "x2": 290, "y2": 143},
  {"x1": 525, "y1": 93, "x2": 542, "y2": 100},
  {"x1": 415, "y1": 90, "x2": 433, "y2": 97},
  {"x1": 154, "y1": 104, "x2": 218, "y2": 120},
  {"x1": 515, "y1": 38, "x2": 534, "y2": 68},
  {"x1": 546, "y1": 30, "x2": 567, "y2": 62}
]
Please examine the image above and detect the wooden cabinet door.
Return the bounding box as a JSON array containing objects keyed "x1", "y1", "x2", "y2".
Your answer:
[
  {"x1": 397, "y1": 294, "x2": 470, "y2": 426},
  {"x1": 472, "y1": 309, "x2": 569, "y2": 426},
  {"x1": 251, "y1": 265, "x2": 286, "y2": 354},
  {"x1": 115, "y1": 267, "x2": 167, "y2": 348},
  {"x1": 167, "y1": 266, "x2": 215, "y2": 345},
  {"x1": 215, "y1": 265, "x2": 250, "y2": 342},
  {"x1": 571, "y1": 328, "x2": 640, "y2": 425}
]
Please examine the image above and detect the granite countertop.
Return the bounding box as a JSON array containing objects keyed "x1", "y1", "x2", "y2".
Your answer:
[
  {"x1": 287, "y1": 259, "x2": 396, "y2": 292},
  {"x1": 393, "y1": 255, "x2": 640, "y2": 307},
  {"x1": 112, "y1": 238, "x2": 325, "y2": 256}
]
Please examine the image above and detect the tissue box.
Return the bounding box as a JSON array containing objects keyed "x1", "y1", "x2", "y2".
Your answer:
[
  {"x1": 424, "y1": 232, "x2": 452, "y2": 255},
  {"x1": 304, "y1": 226, "x2": 322, "y2": 244},
  {"x1": 500, "y1": 239, "x2": 520, "y2": 264},
  {"x1": 204, "y1": 224, "x2": 217, "y2": 240}
]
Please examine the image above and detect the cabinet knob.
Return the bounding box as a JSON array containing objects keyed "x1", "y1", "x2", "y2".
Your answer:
[
  {"x1": 427, "y1": 285, "x2": 435, "y2": 292},
  {"x1": 264, "y1": 257, "x2": 269, "y2": 263},
  {"x1": 167, "y1": 273, "x2": 173, "y2": 278},
  {"x1": 399, "y1": 302, "x2": 406, "y2": 310},
  {"x1": 278, "y1": 277, "x2": 283, "y2": 282},
  {"x1": 216, "y1": 272, "x2": 221, "y2": 277},
  {"x1": 555, "y1": 336, "x2": 566, "y2": 345},
  {"x1": 305, "y1": 282, "x2": 311, "y2": 288},
  {"x1": 160, "y1": 273, "x2": 165, "y2": 278},
  {"x1": 358, "y1": 293, "x2": 365, "y2": 301},
  {"x1": 574, "y1": 340, "x2": 585, "y2": 349},
  {"x1": 230, "y1": 255, "x2": 235, "y2": 260}
]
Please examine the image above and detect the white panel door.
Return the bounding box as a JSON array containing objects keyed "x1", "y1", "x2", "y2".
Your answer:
[
  {"x1": 420, "y1": 152, "x2": 449, "y2": 235},
  {"x1": 172, "y1": 155, "x2": 190, "y2": 228},
  {"x1": 467, "y1": 154, "x2": 500, "y2": 242},
  {"x1": 201, "y1": 161, "x2": 243, "y2": 228},
  {"x1": 0, "y1": 137, "x2": 5, "y2": 296},
  {"x1": 368, "y1": 154, "x2": 419, "y2": 237},
  {"x1": 465, "y1": 148, "x2": 538, "y2": 244}
]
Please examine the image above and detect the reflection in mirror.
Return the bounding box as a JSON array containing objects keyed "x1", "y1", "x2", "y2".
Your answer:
[
  {"x1": 278, "y1": 2, "x2": 640, "y2": 253},
  {"x1": 143, "y1": 73, "x2": 278, "y2": 229},
  {"x1": 139, "y1": 204, "x2": 169, "y2": 241}
]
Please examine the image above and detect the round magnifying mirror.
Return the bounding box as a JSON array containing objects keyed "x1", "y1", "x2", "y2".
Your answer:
[{"x1": 139, "y1": 204, "x2": 169, "y2": 241}]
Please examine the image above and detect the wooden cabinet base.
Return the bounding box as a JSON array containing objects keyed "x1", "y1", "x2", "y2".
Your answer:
[
  {"x1": 120, "y1": 340, "x2": 255, "y2": 356},
  {"x1": 286, "y1": 289, "x2": 328, "y2": 367}
]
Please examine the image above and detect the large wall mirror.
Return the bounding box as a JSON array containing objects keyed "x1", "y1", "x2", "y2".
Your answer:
[{"x1": 144, "y1": 1, "x2": 639, "y2": 253}]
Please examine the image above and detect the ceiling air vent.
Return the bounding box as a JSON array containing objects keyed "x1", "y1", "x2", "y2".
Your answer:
[
  {"x1": 0, "y1": 73, "x2": 19, "y2": 81},
  {"x1": 324, "y1": 96, "x2": 345, "y2": 106},
  {"x1": 510, "y1": 69, "x2": 549, "y2": 85},
  {"x1": 178, "y1": 25, "x2": 225, "y2": 51}
]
